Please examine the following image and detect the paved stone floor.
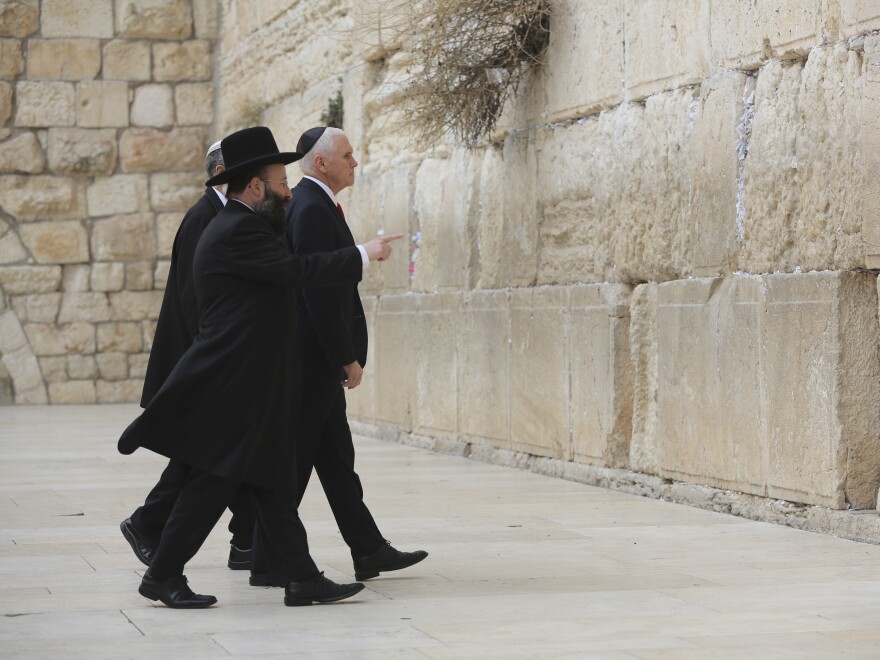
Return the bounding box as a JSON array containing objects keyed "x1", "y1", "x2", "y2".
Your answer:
[{"x1": 2, "y1": 405, "x2": 880, "y2": 658}]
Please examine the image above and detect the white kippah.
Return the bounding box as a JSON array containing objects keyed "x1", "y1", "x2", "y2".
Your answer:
[{"x1": 206, "y1": 140, "x2": 222, "y2": 157}]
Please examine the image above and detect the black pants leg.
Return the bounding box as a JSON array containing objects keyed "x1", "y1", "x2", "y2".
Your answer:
[
  {"x1": 227, "y1": 485, "x2": 255, "y2": 549},
  {"x1": 130, "y1": 459, "x2": 189, "y2": 545},
  {"x1": 250, "y1": 487, "x2": 319, "y2": 584}
]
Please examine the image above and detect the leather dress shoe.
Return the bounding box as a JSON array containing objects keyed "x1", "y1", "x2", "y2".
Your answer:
[
  {"x1": 227, "y1": 544, "x2": 252, "y2": 570},
  {"x1": 284, "y1": 572, "x2": 364, "y2": 606},
  {"x1": 139, "y1": 572, "x2": 217, "y2": 609},
  {"x1": 353, "y1": 541, "x2": 428, "y2": 581},
  {"x1": 120, "y1": 518, "x2": 154, "y2": 567}
]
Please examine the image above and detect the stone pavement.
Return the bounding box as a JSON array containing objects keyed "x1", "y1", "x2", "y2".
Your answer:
[{"x1": 1, "y1": 405, "x2": 880, "y2": 659}]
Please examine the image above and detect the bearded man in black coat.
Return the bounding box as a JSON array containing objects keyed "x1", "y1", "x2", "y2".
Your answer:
[
  {"x1": 117, "y1": 127, "x2": 402, "y2": 609},
  {"x1": 120, "y1": 141, "x2": 256, "y2": 573}
]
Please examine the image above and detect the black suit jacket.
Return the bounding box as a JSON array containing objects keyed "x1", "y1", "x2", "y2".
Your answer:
[
  {"x1": 141, "y1": 187, "x2": 224, "y2": 406},
  {"x1": 286, "y1": 178, "x2": 368, "y2": 382}
]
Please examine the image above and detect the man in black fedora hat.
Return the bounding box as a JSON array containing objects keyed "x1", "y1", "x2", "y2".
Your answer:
[{"x1": 117, "y1": 126, "x2": 403, "y2": 609}]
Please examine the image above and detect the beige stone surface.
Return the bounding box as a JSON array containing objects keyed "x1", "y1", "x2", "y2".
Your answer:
[
  {"x1": 76, "y1": 81, "x2": 130, "y2": 128},
  {"x1": 0, "y1": 82, "x2": 12, "y2": 125},
  {"x1": 3, "y1": 344, "x2": 45, "y2": 399},
  {"x1": 91, "y1": 214, "x2": 156, "y2": 261},
  {"x1": 153, "y1": 40, "x2": 212, "y2": 81},
  {"x1": 38, "y1": 355, "x2": 67, "y2": 382},
  {"x1": 0, "y1": 266, "x2": 62, "y2": 295},
  {"x1": 47, "y1": 128, "x2": 118, "y2": 176},
  {"x1": 90, "y1": 262, "x2": 125, "y2": 292},
  {"x1": 61, "y1": 264, "x2": 91, "y2": 292},
  {"x1": 26, "y1": 39, "x2": 102, "y2": 80},
  {"x1": 97, "y1": 322, "x2": 143, "y2": 353},
  {"x1": 839, "y1": 0, "x2": 880, "y2": 37},
  {"x1": 108, "y1": 290, "x2": 163, "y2": 321},
  {"x1": 149, "y1": 171, "x2": 203, "y2": 211},
  {"x1": 115, "y1": 0, "x2": 193, "y2": 39},
  {"x1": 24, "y1": 322, "x2": 91, "y2": 356},
  {"x1": 863, "y1": 36, "x2": 880, "y2": 267},
  {"x1": 96, "y1": 352, "x2": 129, "y2": 380},
  {"x1": 0, "y1": 175, "x2": 86, "y2": 221},
  {"x1": 102, "y1": 40, "x2": 152, "y2": 81},
  {"x1": 128, "y1": 351, "x2": 149, "y2": 378},
  {"x1": 18, "y1": 221, "x2": 89, "y2": 264},
  {"x1": 0, "y1": 38, "x2": 24, "y2": 78},
  {"x1": 130, "y1": 84, "x2": 174, "y2": 127},
  {"x1": 9, "y1": 293, "x2": 61, "y2": 323},
  {"x1": 47, "y1": 380, "x2": 96, "y2": 404},
  {"x1": 0, "y1": 232, "x2": 26, "y2": 263},
  {"x1": 66, "y1": 354, "x2": 96, "y2": 379},
  {"x1": 0, "y1": 309, "x2": 28, "y2": 352},
  {"x1": 58, "y1": 293, "x2": 112, "y2": 324},
  {"x1": 0, "y1": 132, "x2": 44, "y2": 174},
  {"x1": 119, "y1": 128, "x2": 206, "y2": 172},
  {"x1": 125, "y1": 261, "x2": 153, "y2": 290},
  {"x1": 0, "y1": 0, "x2": 38, "y2": 38},
  {"x1": 174, "y1": 83, "x2": 213, "y2": 126},
  {"x1": 373, "y1": 294, "x2": 417, "y2": 429},
  {"x1": 41, "y1": 0, "x2": 114, "y2": 39},
  {"x1": 96, "y1": 377, "x2": 142, "y2": 400},
  {"x1": 153, "y1": 259, "x2": 170, "y2": 290},
  {"x1": 15, "y1": 81, "x2": 76, "y2": 127},
  {"x1": 156, "y1": 212, "x2": 181, "y2": 257},
  {"x1": 413, "y1": 293, "x2": 459, "y2": 436},
  {"x1": 87, "y1": 175, "x2": 149, "y2": 217}
]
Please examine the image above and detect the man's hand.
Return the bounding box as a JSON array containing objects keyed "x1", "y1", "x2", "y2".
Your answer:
[
  {"x1": 363, "y1": 234, "x2": 404, "y2": 262},
  {"x1": 342, "y1": 360, "x2": 363, "y2": 389}
]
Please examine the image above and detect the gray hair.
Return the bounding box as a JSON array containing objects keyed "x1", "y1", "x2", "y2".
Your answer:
[
  {"x1": 205, "y1": 146, "x2": 224, "y2": 178},
  {"x1": 300, "y1": 127, "x2": 346, "y2": 176}
]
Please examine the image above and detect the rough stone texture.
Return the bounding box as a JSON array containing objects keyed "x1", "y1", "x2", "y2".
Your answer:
[
  {"x1": 0, "y1": 83, "x2": 12, "y2": 125},
  {"x1": 192, "y1": 0, "x2": 219, "y2": 39},
  {"x1": 115, "y1": 0, "x2": 193, "y2": 40},
  {"x1": 0, "y1": 0, "x2": 39, "y2": 38},
  {"x1": 47, "y1": 128, "x2": 118, "y2": 176},
  {"x1": 120, "y1": 128, "x2": 207, "y2": 172},
  {"x1": 103, "y1": 40, "x2": 152, "y2": 81},
  {"x1": 0, "y1": 39, "x2": 24, "y2": 78},
  {"x1": 413, "y1": 293, "x2": 459, "y2": 436},
  {"x1": 18, "y1": 221, "x2": 89, "y2": 264},
  {"x1": 87, "y1": 175, "x2": 149, "y2": 216},
  {"x1": 373, "y1": 294, "x2": 418, "y2": 430},
  {"x1": 47, "y1": 380, "x2": 96, "y2": 404},
  {"x1": 0, "y1": 175, "x2": 86, "y2": 221},
  {"x1": 153, "y1": 40, "x2": 212, "y2": 81},
  {"x1": 42, "y1": 0, "x2": 114, "y2": 39},
  {"x1": 108, "y1": 291, "x2": 163, "y2": 321},
  {"x1": 0, "y1": 232, "x2": 27, "y2": 263},
  {"x1": 67, "y1": 354, "x2": 96, "y2": 379},
  {"x1": 10, "y1": 294, "x2": 61, "y2": 323},
  {"x1": 175, "y1": 83, "x2": 213, "y2": 126},
  {"x1": 90, "y1": 263, "x2": 125, "y2": 292},
  {"x1": 97, "y1": 322, "x2": 143, "y2": 353},
  {"x1": 26, "y1": 39, "x2": 102, "y2": 80},
  {"x1": 125, "y1": 262, "x2": 153, "y2": 290},
  {"x1": 128, "y1": 352, "x2": 149, "y2": 378},
  {"x1": 149, "y1": 171, "x2": 203, "y2": 211},
  {"x1": 39, "y1": 356, "x2": 67, "y2": 382},
  {"x1": 62, "y1": 265, "x2": 91, "y2": 292},
  {"x1": 96, "y1": 378, "x2": 142, "y2": 401},
  {"x1": 57, "y1": 293, "x2": 112, "y2": 324},
  {"x1": 0, "y1": 266, "x2": 62, "y2": 295},
  {"x1": 131, "y1": 84, "x2": 175, "y2": 127},
  {"x1": 156, "y1": 212, "x2": 182, "y2": 257},
  {"x1": 91, "y1": 214, "x2": 156, "y2": 261},
  {"x1": 839, "y1": 0, "x2": 880, "y2": 37},
  {"x1": 15, "y1": 81, "x2": 76, "y2": 127},
  {"x1": 96, "y1": 353, "x2": 128, "y2": 381},
  {"x1": 0, "y1": 132, "x2": 45, "y2": 174},
  {"x1": 862, "y1": 36, "x2": 880, "y2": 267},
  {"x1": 77, "y1": 81, "x2": 130, "y2": 128}
]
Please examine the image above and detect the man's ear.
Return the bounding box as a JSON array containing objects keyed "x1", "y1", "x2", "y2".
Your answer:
[{"x1": 214, "y1": 164, "x2": 225, "y2": 176}]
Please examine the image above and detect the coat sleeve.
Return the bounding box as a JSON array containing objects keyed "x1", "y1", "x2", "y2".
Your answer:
[{"x1": 172, "y1": 205, "x2": 211, "y2": 337}]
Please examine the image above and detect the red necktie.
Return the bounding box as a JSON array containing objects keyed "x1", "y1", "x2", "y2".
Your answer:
[{"x1": 336, "y1": 203, "x2": 345, "y2": 221}]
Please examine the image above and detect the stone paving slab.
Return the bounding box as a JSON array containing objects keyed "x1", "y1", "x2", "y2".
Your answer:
[{"x1": 1, "y1": 404, "x2": 880, "y2": 658}]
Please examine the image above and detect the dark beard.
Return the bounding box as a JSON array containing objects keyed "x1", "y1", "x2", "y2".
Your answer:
[{"x1": 254, "y1": 187, "x2": 287, "y2": 236}]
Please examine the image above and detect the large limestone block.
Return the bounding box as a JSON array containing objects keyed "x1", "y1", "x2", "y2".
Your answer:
[
  {"x1": 108, "y1": 290, "x2": 163, "y2": 320},
  {"x1": 47, "y1": 128, "x2": 117, "y2": 176},
  {"x1": 96, "y1": 378, "x2": 141, "y2": 402},
  {"x1": 0, "y1": 133, "x2": 45, "y2": 174},
  {"x1": 77, "y1": 81, "x2": 130, "y2": 128},
  {"x1": 27, "y1": 40, "x2": 102, "y2": 80},
  {"x1": 87, "y1": 175, "x2": 149, "y2": 216},
  {"x1": 120, "y1": 128, "x2": 207, "y2": 173},
  {"x1": 175, "y1": 83, "x2": 213, "y2": 126},
  {"x1": 862, "y1": 36, "x2": 880, "y2": 267},
  {"x1": 156, "y1": 212, "x2": 181, "y2": 257},
  {"x1": 15, "y1": 82, "x2": 76, "y2": 127},
  {"x1": 48, "y1": 381, "x2": 96, "y2": 404},
  {"x1": 413, "y1": 293, "x2": 460, "y2": 436},
  {"x1": 58, "y1": 292, "x2": 112, "y2": 323},
  {"x1": 40, "y1": 356, "x2": 67, "y2": 382},
  {"x1": 0, "y1": 82, "x2": 11, "y2": 125},
  {"x1": 0, "y1": 175, "x2": 86, "y2": 220},
  {"x1": 90, "y1": 262, "x2": 125, "y2": 292},
  {"x1": 711, "y1": 0, "x2": 820, "y2": 69},
  {"x1": 839, "y1": 0, "x2": 880, "y2": 37},
  {"x1": 103, "y1": 40, "x2": 152, "y2": 81},
  {"x1": 630, "y1": 272, "x2": 880, "y2": 510},
  {"x1": 378, "y1": 163, "x2": 419, "y2": 294},
  {"x1": 128, "y1": 352, "x2": 149, "y2": 378},
  {"x1": 4, "y1": 345, "x2": 46, "y2": 402},
  {"x1": 153, "y1": 41, "x2": 212, "y2": 81},
  {"x1": 0, "y1": 39, "x2": 23, "y2": 78},
  {"x1": 0, "y1": 232, "x2": 26, "y2": 262},
  {"x1": 96, "y1": 353, "x2": 129, "y2": 381},
  {"x1": 131, "y1": 84, "x2": 174, "y2": 127},
  {"x1": 115, "y1": 0, "x2": 193, "y2": 39},
  {"x1": 624, "y1": 0, "x2": 711, "y2": 99},
  {"x1": 91, "y1": 214, "x2": 156, "y2": 261},
  {"x1": 344, "y1": 170, "x2": 383, "y2": 296},
  {"x1": 42, "y1": 0, "x2": 114, "y2": 38},
  {"x1": 0, "y1": 309, "x2": 28, "y2": 351},
  {"x1": 345, "y1": 296, "x2": 376, "y2": 422},
  {"x1": 509, "y1": 287, "x2": 570, "y2": 459},
  {"x1": 541, "y1": 0, "x2": 624, "y2": 122},
  {"x1": 0, "y1": 266, "x2": 62, "y2": 294},
  {"x1": 0, "y1": 0, "x2": 38, "y2": 38},
  {"x1": 150, "y1": 171, "x2": 203, "y2": 211},
  {"x1": 569, "y1": 284, "x2": 633, "y2": 468},
  {"x1": 193, "y1": 0, "x2": 219, "y2": 39},
  {"x1": 19, "y1": 221, "x2": 89, "y2": 264},
  {"x1": 97, "y1": 322, "x2": 143, "y2": 352},
  {"x1": 62, "y1": 264, "x2": 90, "y2": 292},
  {"x1": 10, "y1": 293, "x2": 62, "y2": 323},
  {"x1": 126, "y1": 261, "x2": 153, "y2": 290},
  {"x1": 458, "y1": 290, "x2": 510, "y2": 448},
  {"x1": 373, "y1": 294, "x2": 417, "y2": 430}
]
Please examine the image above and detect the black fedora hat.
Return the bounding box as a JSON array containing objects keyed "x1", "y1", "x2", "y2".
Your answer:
[{"x1": 206, "y1": 126, "x2": 302, "y2": 186}]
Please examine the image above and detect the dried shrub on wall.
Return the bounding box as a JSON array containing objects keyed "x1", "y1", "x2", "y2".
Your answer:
[{"x1": 379, "y1": 0, "x2": 551, "y2": 147}]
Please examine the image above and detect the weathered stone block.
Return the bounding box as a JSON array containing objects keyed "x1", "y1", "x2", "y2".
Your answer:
[
  {"x1": 96, "y1": 378, "x2": 141, "y2": 402},
  {"x1": 42, "y1": 0, "x2": 114, "y2": 38},
  {"x1": 96, "y1": 353, "x2": 129, "y2": 381},
  {"x1": 67, "y1": 354, "x2": 96, "y2": 379},
  {"x1": 26, "y1": 39, "x2": 101, "y2": 80},
  {"x1": 0, "y1": 232, "x2": 26, "y2": 262},
  {"x1": 154, "y1": 259, "x2": 170, "y2": 290},
  {"x1": 860, "y1": 37, "x2": 880, "y2": 267},
  {"x1": 62, "y1": 264, "x2": 90, "y2": 292},
  {"x1": 102, "y1": 40, "x2": 152, "y2": 81},
  {"x1": 149, "y1": 171, "x2": 204, "y2": 211},
  {"x1": 154, "y1": 40, "x2": 212, "y2": 81},
  {"x1": 48, "y1": 380, "x2": 96, "y2": 404},
  {"x1": 0, "y1": 133, "x2": 45, "y2": 174},
  {"x1": 131, "y1": 84, "x2": 174, "y2": 127},
  {"x1": 77, "y1": 81, "x2": 130, "y2": 128},
  {"x1": 373, "y1": 294, "x2": 417, "y2": 429},
  {"x1": 414, "y1": 293, "x2": 459, "y2": 436},
  {"x1": 109, "y1": 290, "x2": 163, "y2": 320},
  {"x1": 3, "y1": 345, "x2": 45, "y2": 398},
  {"x1": 0, "y1": 175, "x2": 86, "y2": 221},
  {"x1": 0, "y1": 266, "x2": 62, "y2": 294},
  {"x1": 128, "y1": 352, "x2": 149, "y2": 378},
  {"x1": 569, "y1": 284, "x2": 633, "y2": 468},
  {"x1": 120, "y1": 128, "x2": 206, "y2": 173},
  {"x1": 0, "y1": 309, "x2": 28, "y2": 352},
  {"x1": 19, "y1": 221, "x2": 89, "y2": 264},
  {"x1": 10, "y1": 293, "x2": 61, "y2": 323},
  {"x1": 839, "y1": 0, "x2": 880, "y2": 37},
  {"x1": 58, "y1": 292, "x2": 112, "y2": 323},
  {"x1": 0, "y1": 82, "x2": 12, "y2": 125},
  {"x1": 47, "y1": 128, "x2": 117, "y2": 176},
  {"x1": 90, "y1": 262, "x2": 125, "y2": 292},
  {"x1": 40, "y1": 356, "x2": 67, "y2": 382},
  {"x1": 24, "y1": 323, "x2": 66, "y2": 355},
  {"x1": 91, "y1": 214, "x2": 156, "y2": 261},
  {"x1": 0, "y1": 0, "x2": 38, "y2": 38},
  {"x1": 0, "y1": 39, "x2": 24, "y2": 78},
  {"x1": 175, "y1": 83, "x2": 213, "y2": 126},
  {"x1": 126, "y1": 262, "x2": 153, "y2": 290},
  {"x1": 142, "y1": 319, "x2": 157, "y2": 351},
  {"x1": 15, "y1": 81, "x2": 75, "y2": 127},
  {"x1": 97, "y1": 321, "x2": 143, "y2": 352},
  {"x1": 60, "y1": 322, "x2": 96, "y2": 353},
  {"x1": 458, "y1": 290, "x2": 510, "y2": 448},
  {"x1": 156, "y1": 212, "x2": 181, "y2": 257},
  {"x1": 115, "y1": 0, "x2": 193, "y2": 40},
  {"x1": 87, "y1": 175, "x2": 149, "y2": 216},
  {"x1": 193, "y1": 0, "x2": 219, "y2": 39}
]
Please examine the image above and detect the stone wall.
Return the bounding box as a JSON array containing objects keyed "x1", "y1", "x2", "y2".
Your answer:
[{"x1": 0, "y1": 0, "x2": 218, "y2": 403}]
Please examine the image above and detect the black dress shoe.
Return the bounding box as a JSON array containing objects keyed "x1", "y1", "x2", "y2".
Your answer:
[
  {"x1": 139, "y1": 573, "x2": 217, "y2": 609},
  {"x1": 120, "y1": 518, "x2": 154, "y2": 567},
  {"x1": 353, "y1": 541, "x2": 428, "y2": 581},
  {"x1": 249, "y1": 572, "x2": 283, "y2": 587},
  {"x1": 228, "y1": 544, "x2": 252, "y2": 570},
  {"x1": 284, "y1": 572, "x2": 364, "y2": 606}
]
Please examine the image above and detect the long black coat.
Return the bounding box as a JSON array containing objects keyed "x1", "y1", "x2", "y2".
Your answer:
[
  {"x1": 286, "y1": 178, "x2": 368, "y2": 383},
  {"x1": 141, "y1": 187, "x2": 224, "y2": 406},
  {"x1": 119, "y1": 200, "x2": 363, "y2": 495}
]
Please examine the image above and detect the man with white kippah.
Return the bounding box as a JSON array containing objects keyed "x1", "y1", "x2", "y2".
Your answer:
[{"x1": 120, "y1": 140, "x2": 256, "y2": 574}]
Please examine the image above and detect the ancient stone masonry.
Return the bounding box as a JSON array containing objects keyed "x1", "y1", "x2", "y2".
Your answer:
[{"x1": 0, "y1": 0, "x2": 218, "y2": 404}]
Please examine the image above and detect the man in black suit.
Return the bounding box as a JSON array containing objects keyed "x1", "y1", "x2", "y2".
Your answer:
[
  {"x1": 120, "y1": 141, "x2": 255, "y2": 572},
  {"x1": 117, "y1": 127, "x2": 403, "y2": 608},
  {"x1": 278, "y1": 126, "x2": 427, "y2": 583}
]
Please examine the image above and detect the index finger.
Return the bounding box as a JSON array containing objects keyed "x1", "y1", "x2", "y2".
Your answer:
[{"x1": 380, "y1": 233, "x2": 405, "y2": 243}]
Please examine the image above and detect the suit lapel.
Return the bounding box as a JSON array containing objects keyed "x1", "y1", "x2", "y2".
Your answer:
[{"x1": 296, "y1": 178, "x2": 355, "y2": 245}]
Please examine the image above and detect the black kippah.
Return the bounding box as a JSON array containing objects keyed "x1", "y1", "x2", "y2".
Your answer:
[{"x1": 296, "y1": 127, "x2": 327, "y2": 155}]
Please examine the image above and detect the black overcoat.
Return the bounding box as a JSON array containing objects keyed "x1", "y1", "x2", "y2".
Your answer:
[
  {"x1": 141, "y1": 187, "x2": 224, "y2": 406},
  {"x1": 119, "y1": 200, "x2": 363, "y2": 495},
  {"x1": 286, "y1": 178, "x2": 368, "y2": 383}
]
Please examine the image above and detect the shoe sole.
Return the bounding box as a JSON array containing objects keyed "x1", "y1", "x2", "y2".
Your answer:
[
  {"x1": 228, "y1": 560, "x2": 252, "y2": 570},
  {"x1": 284, "y1": 583, "x2": 365, "y2": 607},
  {"x1": 138, "y1": 585, "x2": 217, "y2": 609},
  {"x1": 249, "y1": 574, "x2": 283, "y2": 587},
  {"x1": 120, "y1": 521, "x2": 151, "y2": 568},
  {"x1": 354, "y1": 553, "x2": 428, "y2": 581}
]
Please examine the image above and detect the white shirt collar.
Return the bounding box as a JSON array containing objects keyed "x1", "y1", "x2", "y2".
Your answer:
[
  {"x1": 303, "y1": 175, "x2": 337, "y2": 205},
  {"x1": 213, "y1": 185, "x2": 228, "y2": 206}
]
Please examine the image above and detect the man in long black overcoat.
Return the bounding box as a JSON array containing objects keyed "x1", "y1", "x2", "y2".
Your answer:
[{"x1": 117, "y1": 127, "x2": 402, "y2": 609}]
